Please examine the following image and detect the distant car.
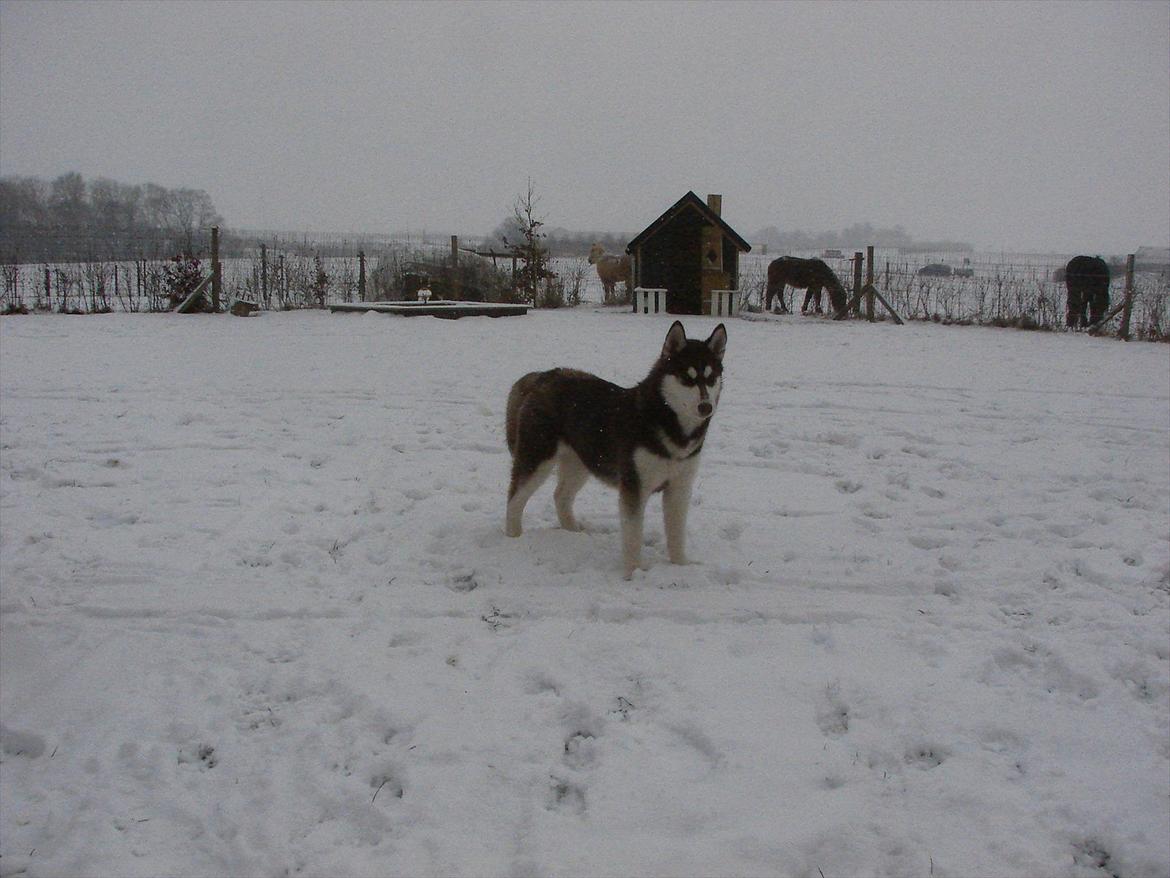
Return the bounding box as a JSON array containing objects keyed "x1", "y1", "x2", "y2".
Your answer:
[
  {"x1": 822, "y1": 249, "x2": 844, "y2": 259},
  {"x1": 918, "y1": 263, "x2": 952, "y2": 277},
  {"x1": 954, "y1": 266, "x2": 975, "y2": 278}
]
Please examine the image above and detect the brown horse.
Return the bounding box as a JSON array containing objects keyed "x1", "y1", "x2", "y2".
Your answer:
[
  {"x1": 765, "y1": 256, "x2": 849, "y2": 316},
  {"x1": 1064, "y1": 255, "x2": 1110, "y2": 328},
  {"x1": 589, "y1": 243, "x2": 632, "y2": 303}
]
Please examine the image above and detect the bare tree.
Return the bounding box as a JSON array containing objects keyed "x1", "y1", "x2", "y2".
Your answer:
[
  {"x1": 48, "y1": 172, "x2": 88, "y2": 228},
  {"x1": 140, "y1": 183, "x2": 173, "y2": 232},
  {"x1": 504, "y1": 179, "x2": 558, "y2": 305},
  {"x1": 171, "y1": 188, "x2": 222, "y2": 251}
]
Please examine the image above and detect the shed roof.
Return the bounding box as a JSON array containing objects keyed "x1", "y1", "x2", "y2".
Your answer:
[{"x1": 626, "y1": 191, "x2": 752, "y2": 254}]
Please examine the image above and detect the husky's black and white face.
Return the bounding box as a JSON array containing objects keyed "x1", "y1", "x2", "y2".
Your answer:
[{"x1": 657, "y1": 321, "x2": 727, "y2": 432}]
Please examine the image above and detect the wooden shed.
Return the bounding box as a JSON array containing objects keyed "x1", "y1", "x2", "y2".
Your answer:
[{"x1": 625, "y1": 191, "x2": 752, "y2": 315}]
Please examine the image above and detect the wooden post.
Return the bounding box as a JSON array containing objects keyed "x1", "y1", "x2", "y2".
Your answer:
[
  {"x1": 261, "y1": 244, "x2": 269, "y2": 308},
  {"x1": 1119, "y1": 253, "x2": 1136, "y2": 341},
  {"x1": 210, "y1": 226, "x2": 221, "y2": 311},
  {"x1": 451, "y1": 235, "x2": 459, "y2": 300},
  {"x1": 865, "y1": 245, "x2": 875, "y2": 322},
  {"x1": 852, "y1": 252, "x2": 863, "y2": 317},
  {"x1": 177, "y1": 275, "x2": 214, "y2": 314},
  {"x1": 358, "y1": 250, "x2": 366, "y2": 301},
  {"x1": 44, "y1": 266, "x2": 51, "y2": 307}
]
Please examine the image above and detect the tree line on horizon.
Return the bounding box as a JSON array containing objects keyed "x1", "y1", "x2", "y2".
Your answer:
[
  {"x1": 490, "y1": 216, "x2": 972, "y2": 258},
  {"x1": 751, "y1": 222, "x2": 972, "y2": 254},
  {"x1": 1, "y1": 172, "x2": 974, "y2": 265},
  {"x1": 0, "y1": 172, "x2": 223, "y2": 263}
]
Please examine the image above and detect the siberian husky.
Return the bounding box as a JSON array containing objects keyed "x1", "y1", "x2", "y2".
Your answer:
[{"x1": 505, "y1": 321, "x2": 727, "y2": 578}]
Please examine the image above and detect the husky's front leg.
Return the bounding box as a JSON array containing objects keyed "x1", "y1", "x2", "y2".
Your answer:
[
  {"x1": 619, "y1": 485, "x2": 649, "y2": 580},
  {"x1": 663, "y1": 467, "x2": 697, "y2": 565}
]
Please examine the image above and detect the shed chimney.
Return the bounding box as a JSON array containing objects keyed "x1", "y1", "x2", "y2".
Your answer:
[{"x1": 706, "y1": 193, "x2": 722, "y2": 216}]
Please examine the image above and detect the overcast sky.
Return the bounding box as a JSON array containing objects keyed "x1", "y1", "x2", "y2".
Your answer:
[{"x1": 1, "y1": 0, "x2": 1167, "y2": 253}]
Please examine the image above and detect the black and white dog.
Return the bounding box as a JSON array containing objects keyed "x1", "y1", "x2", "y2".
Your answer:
[{"x1": 505, "y1": 321, "x2": 726, "y2": 578}]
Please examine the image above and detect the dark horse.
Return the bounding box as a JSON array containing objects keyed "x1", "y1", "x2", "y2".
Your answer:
[
  {"x1": 765, "y1": 256, "x2": 849, "y2": 316},
  {"x1": 1064, "y1": 255, "x2": 1110, "y2": 328}
]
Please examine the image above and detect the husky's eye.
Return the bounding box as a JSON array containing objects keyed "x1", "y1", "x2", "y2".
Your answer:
[{"x1": 686, "y1": 367, "x2": 698, "y2": 380}]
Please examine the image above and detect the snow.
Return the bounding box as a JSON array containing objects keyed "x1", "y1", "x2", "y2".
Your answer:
[{"x1": 1, "y1": 308, "x2": 1167, "y2": 878}]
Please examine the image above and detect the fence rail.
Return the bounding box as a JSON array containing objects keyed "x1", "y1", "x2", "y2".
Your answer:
[
  {"x1": 735, "y1": 251, "x2": 1168, "y2": 341},
  {"x1": 2, "y1": 234, "x2": 1166, "y2": 341}
]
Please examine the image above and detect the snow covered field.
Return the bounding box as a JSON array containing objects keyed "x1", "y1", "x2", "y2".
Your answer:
[{"x1": 1, "y1": 308, "x2": 1167, "y2": 878}]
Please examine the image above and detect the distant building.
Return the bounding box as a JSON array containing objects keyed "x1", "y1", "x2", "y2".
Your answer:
[{"x1": 626, "y1": 192, "x2": 751, "y2": 315}]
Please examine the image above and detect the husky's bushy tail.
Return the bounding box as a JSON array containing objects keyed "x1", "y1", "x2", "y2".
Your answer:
[{"x1": 506, "y1": 371, "x2": 544, "y2": 455}]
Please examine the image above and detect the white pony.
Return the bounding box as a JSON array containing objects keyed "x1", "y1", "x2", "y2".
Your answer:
[{"x1": 588, "y1": 243, "x2": 633, "y2": 303}]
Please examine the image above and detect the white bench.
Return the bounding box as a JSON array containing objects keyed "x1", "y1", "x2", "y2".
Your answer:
[
  {"x1": 633, "y1": 287, "x2": 669, "y2": 314},
  {"x1": 708, "y1": 289, "x2": 740, "y2": 317}
]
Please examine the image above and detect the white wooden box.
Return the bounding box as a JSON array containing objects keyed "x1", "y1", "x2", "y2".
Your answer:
[
  {"x1": 708, "y1": 289, "x2": 740, "y2": 317},
  {"x1": 633, "y1": 287, "x2": 669, "y2": 314}
]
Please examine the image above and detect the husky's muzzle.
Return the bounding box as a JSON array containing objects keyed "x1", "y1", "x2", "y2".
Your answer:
[{"x1": 697, "y1": 383, "x2": 714, "y2": 418}]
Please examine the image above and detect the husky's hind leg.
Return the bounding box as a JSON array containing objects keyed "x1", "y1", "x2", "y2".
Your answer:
[
  {"x1": 506, "y1": 410, "x2": 558, "y2": 537},
  {"x1": 554, "y1": 446, "x2": 589, "y2": 531},
  {"x1": 505, "y1": 380, "x2": 558, "y2": 537},
  {"x1": 506, "y1": 456, "x2": 555, "y2": 537}
]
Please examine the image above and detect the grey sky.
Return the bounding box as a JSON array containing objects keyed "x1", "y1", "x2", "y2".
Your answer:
[{"x1": 2, "y1": 0, "x2": 1167, "y2": 253}]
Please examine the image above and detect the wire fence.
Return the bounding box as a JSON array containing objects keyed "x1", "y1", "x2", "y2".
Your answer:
[
  {"x1": 1, "y1": 233, "x2": 1166, "y2": 341},
  {"x1": 0, "y1": 231, "x2": 490, "y2": 314},
  {"x1": 735, "y1": 251, "x2": 1169, "y2": 341}
]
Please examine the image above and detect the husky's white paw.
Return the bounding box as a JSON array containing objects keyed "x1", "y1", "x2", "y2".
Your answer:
[{"x1": 505, "y1": 522, "x2": 522, "y2": 538}]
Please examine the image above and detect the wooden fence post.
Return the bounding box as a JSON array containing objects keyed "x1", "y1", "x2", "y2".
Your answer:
[
  {"x1": 211, "y1": 226, "x2": 221, "y2": 311},
  {"x1": 1119, "y1": 253, "x2": 1135, "y2": 341},
  {"x1": 852, "y1": 252, "x2": 863, "y2": 317},
  {"x1": 261, "y1": 244, "x2": 269, "y2": 308},
  {"x1": 44, "y1": 266, "x2": 50, "y2": 308},
  {"x1": 358, "y1": 251, "x2": 366, "y2": 301},
  {"x1": 451, "y1": 235, "x2": 459, "y2": 300},
  {"x1": 866, "y1": 245, "x2": 875, "y2": 322}
]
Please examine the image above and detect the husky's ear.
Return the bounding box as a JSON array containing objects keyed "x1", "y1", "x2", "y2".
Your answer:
[
  {"x1": 706, "y1": 323, "x2": 727, "y2": 361},
  {"x1": 662, "y1": 321, "x2": 687, "y2": 358}
]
